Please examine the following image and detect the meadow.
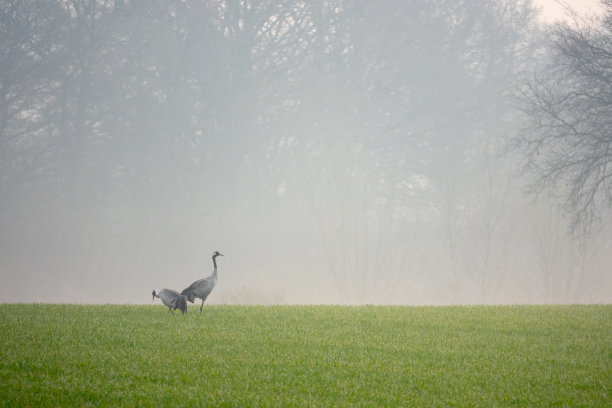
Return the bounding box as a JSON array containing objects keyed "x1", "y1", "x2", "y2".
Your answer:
[{"x1": 0, "y1": 304, "x2": 610, "y2": 407}]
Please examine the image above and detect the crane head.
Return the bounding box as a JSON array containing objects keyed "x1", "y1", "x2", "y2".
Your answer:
[
  {"x1": 212, "y1": 251, "x2": 224, "y2": 258},
  {"x1": 181, "y1": 289, "x2": 196, "y2": 303},
  {"x1": 177, "y1": 295, "x2": 188, "y2": 314},
  {"x1": 152, "y1": 289, "x2": 157, "y2": 301}
]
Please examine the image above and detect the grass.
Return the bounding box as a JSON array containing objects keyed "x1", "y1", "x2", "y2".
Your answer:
[{"x1": 0, "y1": 304, "x2": 610, "y2": 407}]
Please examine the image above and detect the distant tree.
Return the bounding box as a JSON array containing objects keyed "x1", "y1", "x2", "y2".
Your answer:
[
  {"x1": 0, "y1": 1, "x2": 66, "y2": 198},
  {"x1": 281, "y1": 0, "x2": 539, "y2": 302},
  {"x1": 524, "y1": 200, "x2": 600, "y2": 303},
  {"x1": 516, "y1": 0, "x2": 612, "y2": 233}
]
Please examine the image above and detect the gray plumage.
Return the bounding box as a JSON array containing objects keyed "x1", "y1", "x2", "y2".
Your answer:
[
  {"x1": 181, "y1": 251, "x2": 224, "y2": 313},
  {"x1": 152, "y1": 288, "x2": 187, "y2": 315}
]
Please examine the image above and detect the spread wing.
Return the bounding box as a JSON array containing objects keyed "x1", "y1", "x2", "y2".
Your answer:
[{"x1": 158, "y1": 288, "x2": 180, "y2": 307}]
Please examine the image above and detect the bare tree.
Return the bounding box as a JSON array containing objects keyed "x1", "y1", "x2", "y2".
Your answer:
[{"x1": 515, "y1": 0, "x2": 612, "y2": 233}]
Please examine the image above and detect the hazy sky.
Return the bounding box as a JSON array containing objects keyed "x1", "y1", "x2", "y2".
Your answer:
[
  {"x1": 1, "y1": 0, "x2": 610, "y2": 305},
  {"x1": 534, "y1": 0, "x2": 604, "y2": 22}
]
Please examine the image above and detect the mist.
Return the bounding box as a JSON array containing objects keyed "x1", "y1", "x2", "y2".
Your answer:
[{"x1": 1, "y1": 0, "x2": 611, "y2": 305}]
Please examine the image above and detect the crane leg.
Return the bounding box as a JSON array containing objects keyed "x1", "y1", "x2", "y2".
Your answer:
[{"x1": 200, "y1": 300, "x2": 204, "y2": 313}]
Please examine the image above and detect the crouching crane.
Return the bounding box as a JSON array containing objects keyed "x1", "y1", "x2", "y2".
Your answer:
[
  {"x1": 181, "y1": 251, "x2": 223, "y2": 313},
  {"x1": 152, "y1": 288, "x2": 187, "y2": 315}
]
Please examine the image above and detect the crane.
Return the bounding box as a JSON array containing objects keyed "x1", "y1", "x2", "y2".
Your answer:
[
  {"x1": 181, "y1": 251, "x2": 224, "y2": 313},
  {"x1": 152, "y1": 288, "x2": 188, "y2": 315}
]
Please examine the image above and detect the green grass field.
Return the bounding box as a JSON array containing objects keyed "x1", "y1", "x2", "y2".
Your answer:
[{"x1": 0, "y1": 304, "x2": 610, "y2": 407}]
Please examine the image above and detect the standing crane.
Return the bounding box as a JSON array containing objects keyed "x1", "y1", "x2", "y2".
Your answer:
[
  {"x1": 181, "y1": 251, "x2": 224, "y2": 313},
  {"x1": 152, "y1": 288, "x2": 188, "y2": 315}
]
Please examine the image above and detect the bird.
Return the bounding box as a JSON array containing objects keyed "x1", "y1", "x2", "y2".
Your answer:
[
  {"x1": 152, "y1": 288, "x2": 188, "y2": 315},
  {"x1": 181, "y1": 251, "x2": 224, "y2": 313}
]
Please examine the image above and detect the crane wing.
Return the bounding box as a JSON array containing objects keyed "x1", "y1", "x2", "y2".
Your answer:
[
  {"x1": 196, "y1": 278, "x2": 215, "y2": 297},
  {"x1": 158, "y1": 288, "x2": 180, "y2": 307},
  {"x1": 181, "y1": 279, "x2": 201, "y2": 293},
  {"x1": 181, "y1": 277, "x2": 215, "y2": 300}
]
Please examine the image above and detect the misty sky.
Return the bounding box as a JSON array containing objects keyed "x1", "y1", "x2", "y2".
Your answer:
[
  {"x1": 534, "y1": 0, "x2": 604, "y2": 22},
  {"x1": 1, "y1": 0, "x2": 610, "y2": 305}
]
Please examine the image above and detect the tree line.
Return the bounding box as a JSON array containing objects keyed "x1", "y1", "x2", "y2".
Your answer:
[{"x1": 1, "y1": 0, "x2": 610, "y2": 303}]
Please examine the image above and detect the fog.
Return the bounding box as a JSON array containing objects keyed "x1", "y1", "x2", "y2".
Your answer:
[
  {"x1": 533, "y1": 0, "x2": 604, "y2": 23},
  {"x1": 1, "y1": 0, "x2": 611, "y2": 305}
]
